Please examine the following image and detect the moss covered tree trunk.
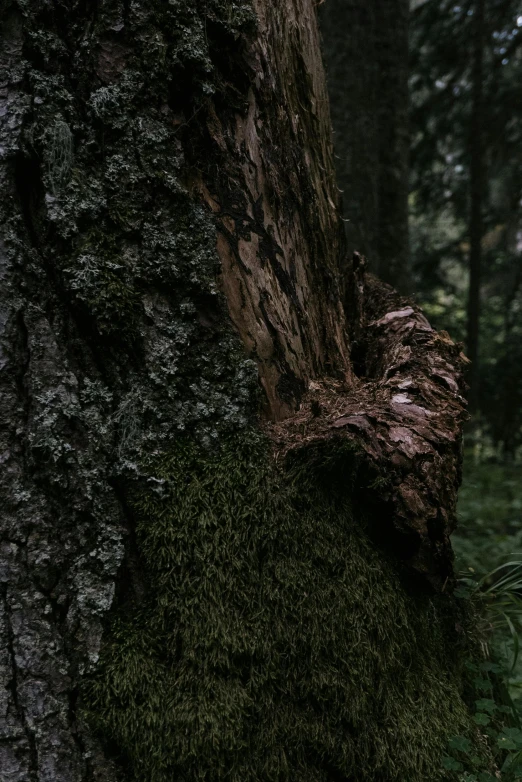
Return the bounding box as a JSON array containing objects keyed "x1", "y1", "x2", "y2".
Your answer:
[{"x1": 1, "y1": 1, "x2": 476, "y2": 780}]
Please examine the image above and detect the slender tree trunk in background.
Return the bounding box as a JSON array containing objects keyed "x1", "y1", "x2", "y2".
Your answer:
[
  {"x1": 319, "y1": 0, "x2": 410, "y2": 292},
  {"x1": 467, "y1": 0, "x2": 485, "y2": 413},
  {"x1": 317, "y1": 2, "x2": 380, "y2": 276},
  {"x1": 375, "y1": 0, "x2": 410, "y2": 293},
  {"x1": 1, "y1": 1, "x2": 477, "y2": 780}
]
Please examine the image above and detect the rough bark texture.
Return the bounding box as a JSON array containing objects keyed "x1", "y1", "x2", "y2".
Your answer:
[
  {"x1": 0, "y1": 3, "x2": 260, "y2": 779},
  {"x1": 319, "y1": 0, "x2": 411, "y2": 292},
  {"x1": 196, "y1": 0, "x2": 353, "y2": 420},
  {"x1": 269, "y1": 254, "x2": 469, "y2": 590},
  {"x1": 0, "y1": 1, "x2": 472, "y2": 780}
]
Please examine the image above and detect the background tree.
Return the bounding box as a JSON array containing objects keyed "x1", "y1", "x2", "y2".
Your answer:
[
  {"x1": 407, "y1": 2, "x2": 522, "y2": 759},
  {"x1": 410, "y1": 0, "x2": 522, "y2": 450},
  {"x1": 1, "y1": 0, "x2": 484, "y2": 780},
  {"x1": 319, "y1": 0, "x2": 411, "y2": 292},
  {"x1": 468, "y1": 0, "x2": 486, "y2": 413}
]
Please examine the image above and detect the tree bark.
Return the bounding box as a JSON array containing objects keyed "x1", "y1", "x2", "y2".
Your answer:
[
  {"x1": 1, "y1": 1, "x2": 473, "y2": 780},
  {"x1": 319, "y1": 0, "x2": 411, "y2": 292}
]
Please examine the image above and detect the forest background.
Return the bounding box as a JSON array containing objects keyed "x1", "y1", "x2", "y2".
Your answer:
[{"x1": 320, "y1": 0, "x2": 522, "y2": 705}]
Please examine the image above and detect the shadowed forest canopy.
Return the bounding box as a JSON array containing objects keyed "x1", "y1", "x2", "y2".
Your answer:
[{"x1": 0, "y1": 0, "x2": 520, "y2": 781}]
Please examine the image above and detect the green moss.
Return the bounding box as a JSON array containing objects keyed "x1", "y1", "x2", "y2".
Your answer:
[{"x1": 83, "y1": 434, "x2": 484, "y2": 781}]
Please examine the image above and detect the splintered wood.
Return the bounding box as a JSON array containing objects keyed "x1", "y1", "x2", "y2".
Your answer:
[{"x1": 266, "y1": 272, "x2": 468, "y2": 590}]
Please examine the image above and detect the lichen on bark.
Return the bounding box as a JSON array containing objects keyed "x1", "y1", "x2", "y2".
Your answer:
[{"x1": 0, "y1": 1, "x2": 259, "y2": 779}]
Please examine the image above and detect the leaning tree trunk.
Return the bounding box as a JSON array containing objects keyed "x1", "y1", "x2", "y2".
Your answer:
[
  {"x1": 319, "y1": 0, "x2": 411, "y2": 292},
  {"x1": 1, "y1": 1, "x2": 478, "y2": 781}
]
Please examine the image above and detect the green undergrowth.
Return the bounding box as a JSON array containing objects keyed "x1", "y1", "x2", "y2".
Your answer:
[
  {"x1": 442, "y1": 646, "x2": 522, "y2": 780},
  {"x1": 83, "y1": 433, "x2": 485, "y2": 781},
  {"x1": 442, "y1": 450, "x2": 522, "y2": 779},
  {"x1": 453, "y1": 453, "x2": 522, "y2": 576}
]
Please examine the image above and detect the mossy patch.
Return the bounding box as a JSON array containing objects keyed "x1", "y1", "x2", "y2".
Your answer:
[{"x1": 83, "y1": 434, "x2": 484, "y2": 781}]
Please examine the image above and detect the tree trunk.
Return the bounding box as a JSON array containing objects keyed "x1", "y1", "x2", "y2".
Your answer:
[
  {"x1": 375, "y1": 0, "x2": 411, "y2": 293},
  {"x1": 1, "y1": 1, "x2": 474, "y2": 780},
  {"x1": 319, "y1": 0, "x2": 411, "y2": 292},
  {"x1": 317, "y1": 1, "x2": 380, "y2": 279},
  {"x1": 466, "y1": 0, "x2": 486, "y2": 413}
]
